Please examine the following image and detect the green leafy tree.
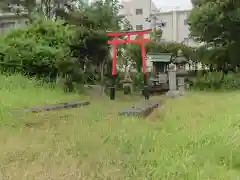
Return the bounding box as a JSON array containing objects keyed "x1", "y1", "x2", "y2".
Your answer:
[
  {"x1": 121, "y1": 18, "x2": 133, "y2": 31},
  {"x1": 0, "y1": 20, "x2": 79, "y2": 86},
  {"x1": 0, "y1": 0, "x2": 78, "y2": 20},
  {"x1": 58, "y1": 0, "x2": 123, "y2": 84},
  {"x1": 125, "y1": 38, "x2": 193, "y2": 72},
  {"x1": 189, "y1": 0, "x2": 240, "y2": 45},
  {"x1": 188, "y1": 0, "x2": 240, "y2": 70},
  {"x1": 190, "y1": 0, "x2": 200, "y2": 6},
  {"x1": 150, "y1": 28, "x2": 163, "y2": 42}
]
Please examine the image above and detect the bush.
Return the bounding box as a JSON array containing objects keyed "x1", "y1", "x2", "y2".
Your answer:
[
  {"x1": 0, "y1": 19, "x2": 77, "y2": 80},
  {"x1": 191, "y1": 72, "x2": 240, "y2": 90},
  {"x1": 132, "y1": 72, "x2": 144, "y2": 90},
  {"x1": 0, "y1": 19, "x2": 88, "y2": 92}
]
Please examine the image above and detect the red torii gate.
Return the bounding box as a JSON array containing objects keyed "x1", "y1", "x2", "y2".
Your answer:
[{"x1": 106, "y1": 29, "x2": 152, "y2": 100}]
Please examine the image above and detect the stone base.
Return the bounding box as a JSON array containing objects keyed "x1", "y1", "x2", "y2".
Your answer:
[
  {"x1": 12, "y1": 101, "x2": 90, "y2": 114},
  {"x1": 165, "y1": 90, "x2": 185, "y2": 98},
  {"x1": 84, "y1": 85, "x2": 105, "y2": 96},
  {"x1": 119, "y1": 100, "x2": 159, "y2": 117},
  {"x1": 123, "y1": 86, "x2": 131, "y2": 95}
]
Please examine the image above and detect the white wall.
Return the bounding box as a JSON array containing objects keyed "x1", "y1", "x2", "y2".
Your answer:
[
  {"x1": 120, "y1": 0, "x2": 199, "y2": 46},
  {"x1": 155, "y1": 10, "x2": 195, "y2": 45},
  {"x1": 120, "y1": 0, "x2": 154, "y2": 30},
  {"x1": 156, "y1": 12, "x2": 174, "y2": 41},
  {"x1": 176, "y1": 10, "x2": 190, "y2": 42}
]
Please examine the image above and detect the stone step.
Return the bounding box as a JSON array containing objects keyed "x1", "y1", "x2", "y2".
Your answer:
[
  {"x1": 11, "y1": 101, "x2": 90, "y2": 114},
  {"x1": 119, "y1": 100, "x2": 159, "y2": 117}
]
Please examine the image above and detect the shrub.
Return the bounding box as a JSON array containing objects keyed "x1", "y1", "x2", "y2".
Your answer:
[
  {"x1": 132, "y1": 72, "x2": 144, "y2": 90},
  {"x1": 0, "y1": 19, "x2": 88, "y2": 92},
  {"x1": 191, "y1": 72, "x2": 240, "y2": 90},
  {"x1": 0, "y1": 19, "x2": 77, "y2": 79}
]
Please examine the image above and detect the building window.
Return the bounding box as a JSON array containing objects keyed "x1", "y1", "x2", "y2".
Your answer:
[
  {"x1": 136, "y1": 25, "x2": 143, "y2": 30},
  {"x1": 184, "y1": 19, "x2": 188, "y2": 25},
  {"x1": 0, "y1": 22, "x2": 15, "y2": 29},
  {"x1": 136, "y1": 9, "x2": 143, "y2": 15}
]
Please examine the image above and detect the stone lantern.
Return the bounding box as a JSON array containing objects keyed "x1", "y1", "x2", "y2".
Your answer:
[
  {"x1": 121, "y1": 71, "x2": 133, "y2": 95},
  {"x1": 173, "y1": 49, "x2": 188, "y2": 72},
  {"x1": 165, "y1": 63, "x2": 180, "y2": 98},
  {"x1": 173, "y1": 50, "x2": 188, "y2": 95}
]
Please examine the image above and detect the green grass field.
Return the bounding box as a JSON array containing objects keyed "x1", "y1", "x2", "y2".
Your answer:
[{"x1": 0, "y1": 74, "x2": 240, "y2": 179}]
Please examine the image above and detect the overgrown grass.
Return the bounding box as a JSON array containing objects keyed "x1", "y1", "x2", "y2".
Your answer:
[
  {"x1": 0, "y1": 74, "x2": 81, "y2": 110},
  {"x1": 0, "y1": 74, "x2": 240, "y2": 179}
]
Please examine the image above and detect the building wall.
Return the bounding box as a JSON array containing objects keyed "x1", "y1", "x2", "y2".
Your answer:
[
  {"x1": 0, "y1": 13, "x2": 28, "y2": 35},
  {"x1": 157, "y1": 12, "x2": 174, "y2": 41},
  {"x1": 120, "y1": 0, "x2": 198, "y2": 46},
  {"x1": 157, "y1": 10, "x2": 191, "y2": 43},
  {"x1": 120, "y1": 0, "x2": 157, "y2": 30}
]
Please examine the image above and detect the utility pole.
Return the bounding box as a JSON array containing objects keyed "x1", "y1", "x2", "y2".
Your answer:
[
  {"x1": 145, "y1": 13, "x2": 165, "y2": 42},
  {"x1": 145, "y1": 1, "x2": 165, "y2": 42},
  {"x1": 151, "y1": 13, "x2": 157, "y2": 38}
]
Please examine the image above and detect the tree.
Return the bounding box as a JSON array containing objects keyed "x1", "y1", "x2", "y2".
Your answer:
[
  {"x1": 188, "y1": 0, "x2": 240, "y2": 70},
  {"x1": 190, "y1": 0, "x2": 200, "y2": 6},
  {"x1": 150, "y1": 28, "x2": 163, "y2": 42},
  {"x1": 0, "y1": 0, "x2": 78, "y2": 20},
  {"x1": 56, "y1": 0, "x2": 123, "y2": 85},
  {"x1": 121, "y1": 18, "x2": 133, "y2": 31},
  {"x1": 189, "y1": 0, "x2": 240, "y2": 45},
  {"x1": 59, "y1": 0, "x2": 122, "y2": 30}
]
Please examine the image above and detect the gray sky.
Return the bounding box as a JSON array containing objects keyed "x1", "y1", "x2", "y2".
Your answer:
[{"x1": 153, "y1": 0, "x2": 192, "y2": 9}]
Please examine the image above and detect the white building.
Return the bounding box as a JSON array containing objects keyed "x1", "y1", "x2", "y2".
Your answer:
[
  {"x1": 0, "y1": 12, "x2": 28, "y2": 35},
  {"x1": 119, "y1": 0, "x2": 158, "y2": 31},
  {"x1": 120, "y1": 0, "x2": 198, "y2": 46},
  {"x1": 155, "y1": 9, "x2": 197, "y2": 46}
]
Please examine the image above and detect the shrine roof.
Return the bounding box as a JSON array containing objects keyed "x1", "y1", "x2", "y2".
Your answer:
[{"x1": 147, "y1": 53, "x2": 172, "y2": 62}]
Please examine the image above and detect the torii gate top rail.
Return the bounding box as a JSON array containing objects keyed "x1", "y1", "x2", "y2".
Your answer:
[{"x1": 106, "y1": 29, "x2": 152, "y2": 36}]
